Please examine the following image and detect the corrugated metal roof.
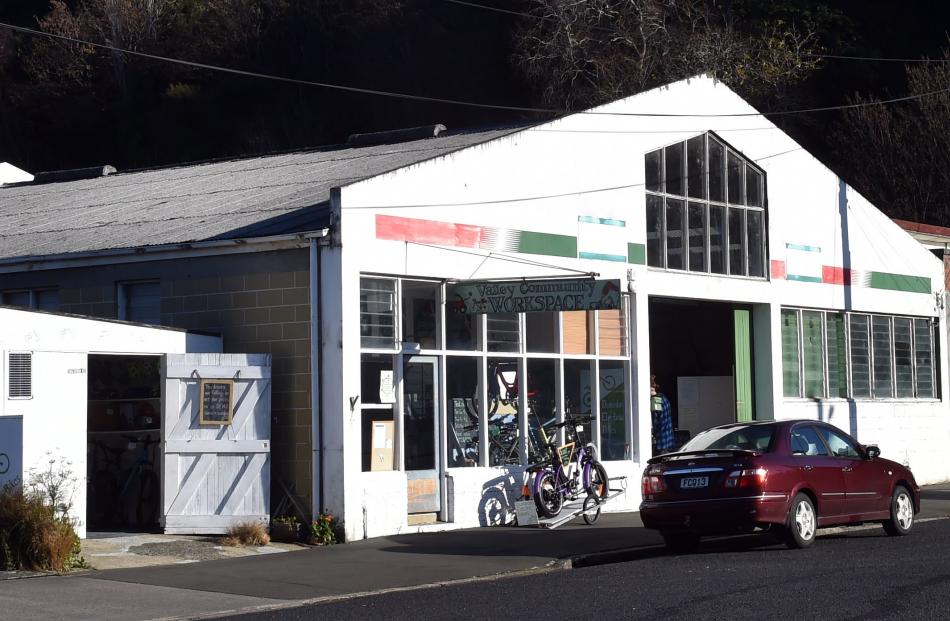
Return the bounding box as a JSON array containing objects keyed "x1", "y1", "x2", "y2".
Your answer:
[{"x1": 0, "y1": 128, "x2": 521, "y2": 262}]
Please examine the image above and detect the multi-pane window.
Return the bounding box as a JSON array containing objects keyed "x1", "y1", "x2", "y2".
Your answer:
[
  {"x1": 645, "y1": 132, "x2": 766, "y2": 278},
  {"x1": 1, "y1": 288, "x2": 59, "y2": 311},
  {"x1": 360, "y1": 278, "x2": 397, "y2": 348},
  {"x1": 782, "y1": 307, "x2": 937, "y2": 400}
]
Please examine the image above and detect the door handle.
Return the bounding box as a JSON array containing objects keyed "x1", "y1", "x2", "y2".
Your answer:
[
  {"x1": 800, "y1": 465, "x2": 813, "y2": 471},
  {"x1": 842, "y1": 466, "x2": 853, "y2": 473}
]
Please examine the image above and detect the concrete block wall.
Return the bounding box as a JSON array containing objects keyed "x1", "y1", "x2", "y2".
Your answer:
[{"x1": 0, "y1": 249, "x2": 314, "y2": 514}]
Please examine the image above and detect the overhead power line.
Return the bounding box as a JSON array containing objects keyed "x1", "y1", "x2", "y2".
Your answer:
[
  {"x1": 441, "y1": 0, "x2": 950, "y2": 64},
  {"x1": 2, "y1": 21, "x2": 948, "y2": 119}
]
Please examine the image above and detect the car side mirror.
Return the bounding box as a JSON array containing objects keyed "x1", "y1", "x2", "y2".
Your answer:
[{"x1": 865, "y1": 445, "x2": 881, "y2": 460}]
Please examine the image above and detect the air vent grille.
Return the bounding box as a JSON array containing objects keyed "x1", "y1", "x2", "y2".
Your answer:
[{"x1": 8, "y1": 352, "x2": 32, "y2": 399}]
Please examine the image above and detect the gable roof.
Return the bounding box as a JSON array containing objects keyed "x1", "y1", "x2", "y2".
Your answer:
[{"x1": 0, "y1": 127, "x2": 520, "y2": 264}]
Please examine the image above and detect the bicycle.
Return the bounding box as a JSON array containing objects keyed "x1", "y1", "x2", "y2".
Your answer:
[{"x1": 528, "y1": 414, "x2": 608, "y2": 520}]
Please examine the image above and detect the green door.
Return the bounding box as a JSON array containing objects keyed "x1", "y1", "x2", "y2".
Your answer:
[{"x1": 734, "y1": 309, "x2": 753, "y2": 422}]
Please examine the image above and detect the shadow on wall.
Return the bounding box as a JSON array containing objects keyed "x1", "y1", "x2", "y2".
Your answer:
[
  {"x1": 809, "y1": 396, "x2": 858, "y2": 440},
  {"x1": 477, "y1": 468, "x2": 525, "y2": 527}
]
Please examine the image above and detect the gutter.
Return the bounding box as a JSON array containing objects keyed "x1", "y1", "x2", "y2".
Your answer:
[{"x1": 0, "y1": 229, "x2": 330, "y2": 274}]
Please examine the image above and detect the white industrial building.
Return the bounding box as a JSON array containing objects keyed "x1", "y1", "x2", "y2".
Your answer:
[{"x1": 1, "y1": 74, "x2": 947, "y2": 541}]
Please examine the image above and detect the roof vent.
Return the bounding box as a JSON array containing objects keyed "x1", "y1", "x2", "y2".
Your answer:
[
  {"x1": 346, "y1": 124, "x2": 447, "y2": 148},
  {"x1": 32, "y1": 165, "x2": 117, "y2": 185}
]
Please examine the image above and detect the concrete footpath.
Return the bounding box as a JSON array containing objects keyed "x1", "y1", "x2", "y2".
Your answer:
[{"x1": 2, "y1": 485, "x2": 949, "y2": 621}]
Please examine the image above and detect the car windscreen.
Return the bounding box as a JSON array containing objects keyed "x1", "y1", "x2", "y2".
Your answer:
[{"x1": 679, "y1": 424, "x2": 776, "y2": 453}]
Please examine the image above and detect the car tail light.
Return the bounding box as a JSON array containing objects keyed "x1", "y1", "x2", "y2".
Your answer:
[
  {"x1": 724, "y1": 468, "x2": 768, "y2": 489},
  {"x1": 641, "y1": 474, "x2": 666, "y2": 495}
]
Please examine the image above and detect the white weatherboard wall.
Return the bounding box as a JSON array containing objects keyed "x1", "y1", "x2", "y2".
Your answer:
[
  {"x1": 0, "y1": 307, "x2": 222, "y2": 537},
  {"x1": 325, "y1": 75, "x2": 949, "y2": 539}
]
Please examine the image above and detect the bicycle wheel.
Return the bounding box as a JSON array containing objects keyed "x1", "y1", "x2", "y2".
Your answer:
[
  {"x1": 586, "y1": 461, "x2": 609, "y2": 500},
  {"x1": 582, "y1": 494, "x2": 601, "y2": 525},
  {"x1": 533, "y1": 470, "x2": 564, "y2": 519},
  {"x1": 135, "y1": 469, "x2": 160, "y2": 529}
]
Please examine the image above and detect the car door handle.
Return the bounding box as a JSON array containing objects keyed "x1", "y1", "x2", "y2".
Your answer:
[
  {"x1": 841, "y1": 466, "x2": 853, "y2": 473},
  {"x1": 800, "y1": 465, "x2": 813, "y2": 471}
]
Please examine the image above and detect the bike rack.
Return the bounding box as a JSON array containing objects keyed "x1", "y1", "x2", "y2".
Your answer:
[{"x1": 520, "y1": 476, "x2": 628, "y2": 530}]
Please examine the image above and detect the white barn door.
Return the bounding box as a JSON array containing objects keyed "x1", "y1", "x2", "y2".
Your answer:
[{"x1": 162, "y1": 353, "x2": 271, "y2": 534}]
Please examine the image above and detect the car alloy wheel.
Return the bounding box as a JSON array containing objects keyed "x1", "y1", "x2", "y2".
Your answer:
[
  {"x1": 884, "y1": 486, "x2": 914, "y2": 536},
  {"x1": 784, "y1": 493, "x2": 817, "y2": 549}
]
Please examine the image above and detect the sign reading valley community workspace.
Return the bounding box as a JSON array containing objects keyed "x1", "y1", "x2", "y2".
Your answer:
[{"x1": 452, "y1": 278, "x2": 621, "y2": 314}]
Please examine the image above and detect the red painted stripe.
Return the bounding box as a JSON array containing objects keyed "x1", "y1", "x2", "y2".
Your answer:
[
  {"x1": 822, "y1": 266, "x2": 851, "y2": 285},
  {"x1": 770, "y1": 260, "x2": 786, "y2": 279},
  {"x1": 376, "y1": 215, "x2": 482, "y2": 248}
]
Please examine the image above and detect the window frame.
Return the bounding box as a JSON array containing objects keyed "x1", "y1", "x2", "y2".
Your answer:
[
  {"x1": 0, "y1": 288, "x2": 59, "y2": 312},
  {"x1": 645, "y1": 132, "x2": 767, "y2": 279},
  {"x1": 781, "y1": 307, "x2": 938, "y2": 401}
]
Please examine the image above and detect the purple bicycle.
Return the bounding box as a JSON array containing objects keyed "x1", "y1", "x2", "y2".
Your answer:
[{"x1": 528, "y1": 414, "x2": 608, "y2": 520}]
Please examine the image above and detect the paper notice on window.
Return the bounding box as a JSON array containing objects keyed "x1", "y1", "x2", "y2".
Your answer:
[
  {"x1": 379, "y1": 370, "x2": 395, "y2": 403},
  {"x1": 372, "y1": 422, "x2": 390, "y2": 448}
]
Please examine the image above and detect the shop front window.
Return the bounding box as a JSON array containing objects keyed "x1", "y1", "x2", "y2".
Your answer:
[
  {"x1": 598, "y1": 308, "x2": 627, "y2": 356},
  {"x1": 402, "y1": 281, "x2": 439, "y2": 350},
  {"x1": 562, "y1": 311, "x2": 594, "y2": 355},
  {"x1": 360, "y1": 278, "x2": 396, "y2": 349},
  {"x1": 446, "y1": 356, "x2": 479, "y2": 467},
  {"x1": 599, "y1": 361, "x2": 628, "y2": 461},
  {"x1": 563, "y1": 359, "x2": 594, "y2": 447},
  {"x1": 487, "y1": 357, "x2": 520, "y2": 466},
  {"x1": 487, "y1": 313, "x2": 520, "y2": 353},
  {"x1": 526, "y1": 312, "x2": 559, "y2": 354},
  {"x1": 527, "y1": 359, "x2": 556, "y2": 463},
  {"x1": 360, "y1": 354, "x2": 395, "y2": 472},
  {"x1": 446, "y1": 285, "x2": 478, "y2": 350}
]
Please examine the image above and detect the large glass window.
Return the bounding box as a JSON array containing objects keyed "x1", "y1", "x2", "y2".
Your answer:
[
  {"x1": 645, "y1": 133, "x2": 766, "y2": 278},
  {"x1": 487, "y1": 313, "x2": 520, "y2": 353},
  {"x1": 360, "y1": 354, "x2": 395, "y2": 472},
  {"x1": 801, "y1": 311, "x2": 824, "y2": 398},
  {"x1": 782, "y1": 308, "x2": 936, "y2": 400},
  {"x1": 527, "y1": 359, "x2": 556, "y2": 463},
  {"x1": 563, "y1": 359, "x2": 594, "y2": 444},
  {"x1": 360, "y1": 278, "x2": 396, "y2": 349},
  {"x1": 781, "y1": 309, "x2": 801, "y2": 397},
  {"x1": 871, "y1": 315, "x2": 893, "y2": 398},
  {"x1": 402, "y1": 281, "x2": 439, "y2": 349},
  {"x1": 526, "y1": 312, "x2": 559, "y2": 353},
  {"x1": 446, "y1": 356, "x2": 479, "y2": 467},
  {"x1": 850, "y1": 314, "x2": 871, "y2": 398},
  {"x1": 599, "y1": 361, "x2": 627, "y2": 461}
]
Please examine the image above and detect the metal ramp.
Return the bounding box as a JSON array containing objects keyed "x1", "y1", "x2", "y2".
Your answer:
[{"x1": 516, "y1": 476, "x2": 628, "y2": 529}]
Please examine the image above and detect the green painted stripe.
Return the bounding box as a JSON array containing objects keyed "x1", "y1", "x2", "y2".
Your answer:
[
  {"x1": 578, "y1": 215, "x2": 626, "y2": 227},
  {"x1": 786, "y1": 243, "x2": 821, "y2": 252},
  {"x1": 627, "y1": 243, "x2": 646, "y2": 265},
  {"x1": 578, "y1": 251, "x2": 627, "y2": 262},
  {"x1": 786, "y1": 274, "x2": 822, "y2": 283},
  {"x1": 517, "y1": 231, "x2": 577, "y2": 258},
  {"x1": 869, "y1": 271, "x2": 931, "y2": 294}
]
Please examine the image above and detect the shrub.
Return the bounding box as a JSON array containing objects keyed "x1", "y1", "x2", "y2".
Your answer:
[
  {"x1": 0, "y1": 482, "x2": 85, "y2": 572},
  {"x1": 220, "y1": 520, "x2": 271, "y2": 547},
  {"x1": 269, "y1": 515, "x2": 301, "y2": 543},
  {"x1": 309, "y1": 512, "x2": 341, "y2": 546}
]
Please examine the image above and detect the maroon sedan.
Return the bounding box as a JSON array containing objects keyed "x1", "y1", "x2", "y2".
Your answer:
[{"x1": 640, "y1": 420, "x2": 920, "y2": 551}]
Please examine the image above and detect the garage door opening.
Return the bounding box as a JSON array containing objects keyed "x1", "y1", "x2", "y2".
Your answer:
[
  {"x1": 648, "y1": 298, "x2": 754, "y2": 451},
  {"x1": 86, "y1": 354, "x2": 162, "y2": 532}
]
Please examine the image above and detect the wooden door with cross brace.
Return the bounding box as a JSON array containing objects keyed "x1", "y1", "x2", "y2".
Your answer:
[{"x1": 162, "y1": 353, "x2": 271, "y2": 534}]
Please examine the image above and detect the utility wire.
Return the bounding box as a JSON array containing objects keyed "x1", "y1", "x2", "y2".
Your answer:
[
  {"x1": 343, "y1": 147, "x2": 802, "y2": 210},
  {"x1": 441, "y1": 0, "x2": 950, "y2": 64},
  {"x1": 3, "y1": 21, "x2": 948, "y2": 119}
]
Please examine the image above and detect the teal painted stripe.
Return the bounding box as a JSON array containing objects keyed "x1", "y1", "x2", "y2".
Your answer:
[
  {"x1": 578, "y1": 215, "x2": 626, "y2": 227},
  {"x1": 786, "y1": 243, "x2": 821, "y2": 252},
  {"x1": 628, "y1": 243, "x2": 646, "y2": 265},
  {"x1": 787, "y1": 274, "x2": 823, "y2": 283},
  {"x1": 869, "y1": 271, "x2": 931, "y2": 294},
  {"x1": 579, "y1": 251, "x2": 627, "y2": 262}
]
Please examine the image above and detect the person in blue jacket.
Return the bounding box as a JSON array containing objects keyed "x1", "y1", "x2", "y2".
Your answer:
[{"x1": 651, "y1": 375, "x2": 675, "y2": 455}]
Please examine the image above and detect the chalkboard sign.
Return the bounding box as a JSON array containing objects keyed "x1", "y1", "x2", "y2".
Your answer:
[{"x1": 199, "y1": 379, "x2": 234, "y2": 425}]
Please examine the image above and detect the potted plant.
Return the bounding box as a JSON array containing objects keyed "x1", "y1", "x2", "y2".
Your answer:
[
  {"x1": 270, "y1": 515, "x2": 301, "y2": 543},
  {"x1": 308, "y1": 512, "x2": 340, "y2": 546}
]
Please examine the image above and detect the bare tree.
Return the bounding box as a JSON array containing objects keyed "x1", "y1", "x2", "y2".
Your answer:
[
  {"x1": 516, "y1": 0, "x2": 823, "y2": 110},
  {"x1": 835, "y1": 50, "x2": 950, "y2": 224}
]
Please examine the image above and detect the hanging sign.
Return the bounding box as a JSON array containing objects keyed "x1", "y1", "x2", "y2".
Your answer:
[
  {"x1": 199, "y1": 379, "x2": 235, "y2": 425},
  {"x1": 451, "y1": 278, "x2": 621, "y2": 314}
]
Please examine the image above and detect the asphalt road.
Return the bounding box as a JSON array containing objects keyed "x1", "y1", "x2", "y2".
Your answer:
[{"x1": 230, "y1": 518, "x2": 950, "y2": 621}]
